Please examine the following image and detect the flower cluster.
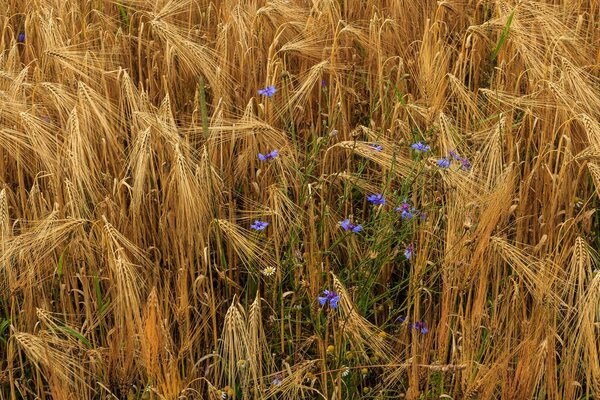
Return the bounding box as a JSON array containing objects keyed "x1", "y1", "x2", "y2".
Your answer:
[
  {"x1": 318, "y1": 290, "x2": 340, "y2": 309},
  {"x1": 411, "y1": 142, "x2": 430, "y2": 152},
  {"x1": 250, "y1": 220, "x2": 269, "y2": 231},
  {"x1": 397, "y1": 316, "x2": 429, "y2": 334},
  {"x1": 272, "y1": 374, "x2": 283, "y2": 387},
  {"x1": 367, "y1": 193, "x2": 385, "y2": 205},
  {"x1": 410, "y1": 320, "x2": 429, "y2": 334},
  {"x1": 258, "y1": 149, "x2": 278, "y2": 161},
  {"x1": 370, "y1": 143, "x2": 383, "y2": 152},
  {"x1": 340, "y1": 219, "x2": 362, "y2": 233},
  {"x1": 258, "y1": 85, "x2": 277, "y2": 97},
  {"x1": 395, "y1": 199, "x2": 418, "y2": 220},
  {"x1": 438, "y1": 149, "x2": 471, "y2": 170},
  {"x1": 404, "y1": 243, "x2": 414, "y2": 260},
  {"x1": 248, "y1": 94, "x2": 448, "y2": 340}
]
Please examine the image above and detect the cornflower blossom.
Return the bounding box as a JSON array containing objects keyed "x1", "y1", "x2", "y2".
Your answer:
[
  {"x1": 370, "y1": 143, "x2": 383, "y2": 152},
  {"x1": 404, "y1": 244, "x2": 414, "y2": 260},
  {"x1": 318, "y1": 289, "x2": 340, "y2": 309},
  {"x1": 258, "y1": 85, "x2": 276, "y2": 97},
  {"x1": 250, "y1": 220, "x2": 269, "y2": 231},
  {"x1": 411, "y1": 321, "x2": 429, "y2": 334},
  {"x1": 460, "y1": 157, "x2": 472, "y2": 171},
  {"x1": 399, "y1": 317, "x2": 429, "y2": 334},
  {"x1": 439, "y1": 150, "x2": 471, "y2": 171},
  {"x1": 272, "y1": 374, "x2": 283, "y2": 387},
  {"x1": 18, "y1": 32, "x2": 25, "y2": 43},
  {"x1": 340, "y1": 219, "x2": 362, "y2": 233},
  {"x1": 411, "y1": 142, "x2": 430, "y2": 152},
  {"x1": 395, "y1": 200, "x2": 416, "y2": 220},
  {"x1": 367, "y1": 193, "x2": 385, "y2": 205},
  {"x1": 437, "y1": 157, "x2": 451, "y2": 168},
  {"x1": 258, "y1": 149, "x2": 278, "y2": 161}
]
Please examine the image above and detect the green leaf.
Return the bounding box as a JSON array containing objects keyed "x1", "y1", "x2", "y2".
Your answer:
[
  {"x1": 0, "y1": 319, "x2": 10, "y2": 336},
  {"x1": 492, "y1": 9, "x2": 515, "y2": 61},
  {"x1": 118, "y1": 3, "x2": 130, "y2": 28},
  {"x1": 0, "y1": 319, "x2": 9, "y2": 344},
  {"x1": 95, "y1": 276, "x2": 106, "y2": 317},
  {"x1": 59, "y1": 326, "x2": 92, "y2": 349},
  {"x1": 394, "y1": 86, "x2": 406, "y2": 106},
  {"x1": 57, "y1": 253, "x2": 64, "y2": 277}
]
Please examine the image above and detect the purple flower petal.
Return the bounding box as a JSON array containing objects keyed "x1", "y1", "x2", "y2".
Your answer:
[
  {"x1": 250, "y1": 220, "x2": 269, "y2": 231},
  {"x1": 404, "y1": 244, "x2": 414, "y2": 260},
  {"x1": 437, "y1": 158, "x2": 451, "y2": 168},
  {"x1": 258, "y1": 149, "x2": 279, "y2": 161},
  {"x1": 411, "y1": 142, "x2": 430, "y2": 152},
  {"x1": 330, "y1": 295, "x2": 340, "y2": 309},
  {"x1": 351, "y1": 224, "x2": 362, "y2": 233},
  {"x1": 340, "y1": 219, "x2": 351, "y2": 231},
  {"x1": 258, "y1": 85, "x2": 277, "y2": 97},
  {"x1": 367, "y1": 194, "x2": 385, "y2": 205},
  {"x1": 370, "y1": 143, "x2": 383, "y2": 152},
  {"x1": 460, "y1": 157, "x2": 471, "y2": 171}
]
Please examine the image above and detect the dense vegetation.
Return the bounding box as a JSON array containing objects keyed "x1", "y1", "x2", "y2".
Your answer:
[{"x1": 0, "y1": 0, "x2": 599, "y2": 399}]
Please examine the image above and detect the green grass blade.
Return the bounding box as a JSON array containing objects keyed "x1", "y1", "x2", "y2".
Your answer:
[
  {"x1": 57, "y1": 253, "x2": 64, "y2": 277},
  {"x1": 199, "y1": 78, "x2": 210, "y2": 140},
  {"x1": 118, "y1": 3, "x2": 129, "y2": 28},
  {"x1": 58, "y1": 326, "x2": 92, "y2": 349},
  {"x1": 492, "y1": 9, "x2": 515, "y2": 61}
]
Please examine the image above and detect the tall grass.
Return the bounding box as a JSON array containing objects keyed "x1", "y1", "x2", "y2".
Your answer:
[{"x1": 0, "y1": 0, "x2": 599, "y2": 398}]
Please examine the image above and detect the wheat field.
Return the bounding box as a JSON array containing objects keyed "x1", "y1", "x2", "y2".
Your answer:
[{"x1": 0, "y1": 0, "x2": 599, "y2": 399}]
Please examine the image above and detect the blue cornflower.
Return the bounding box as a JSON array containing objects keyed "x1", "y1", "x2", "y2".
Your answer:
[
  {"x1": 258, "y1": 85, "x2": 277, "y2": 97},
  {"x1": 449, "y1": 149, "x2": 461, "y2": 161},
  {"x1": 340, "y1": 219, "x2": 362, "y2": 233},
  {"x1": 258, "y1": 149, "x2": 278, "y2": 161},
  {"x1": 367, "y1": 194, "x2": 385, "y2": 205},
  {"x1": 397, "y1": 315, "x2": 406, "y2": 323},
  {"x1": 272, "y1": 374, "x2": 283, "y2": 387},
  {"x1": 370, "y1": 143, "x2": 383, "y2": 152},
  {"x1": 321, "y1": 79, "x2": 326, "y2": 88},
  {"x1": 411, "y1": 321, "x2": 429, "y2": 334},
  {"x1": 460, "y1": 157, "x2": 471, "y2": 171},
  {"x1": 404, "y1": 244, "x2": 414, "y2": 260},
  {"x1": 411, "y1": 142, "x2": 430, "y2": 152},
  {"x1": 17, "y1": 32, "x2": 25, "y2": 43},
  {"x1": 437, "y1": 157, "x2": 451, "y2": 168},
  {"x1": 318, "y1": 289, "x2": 340, "y2": 309},
  {"x1": 250, "y1": 220, "x2": 269, "y2": 231},
  {"x1": 395, "y1": 200, "x2": 416, "y2": 220}
]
